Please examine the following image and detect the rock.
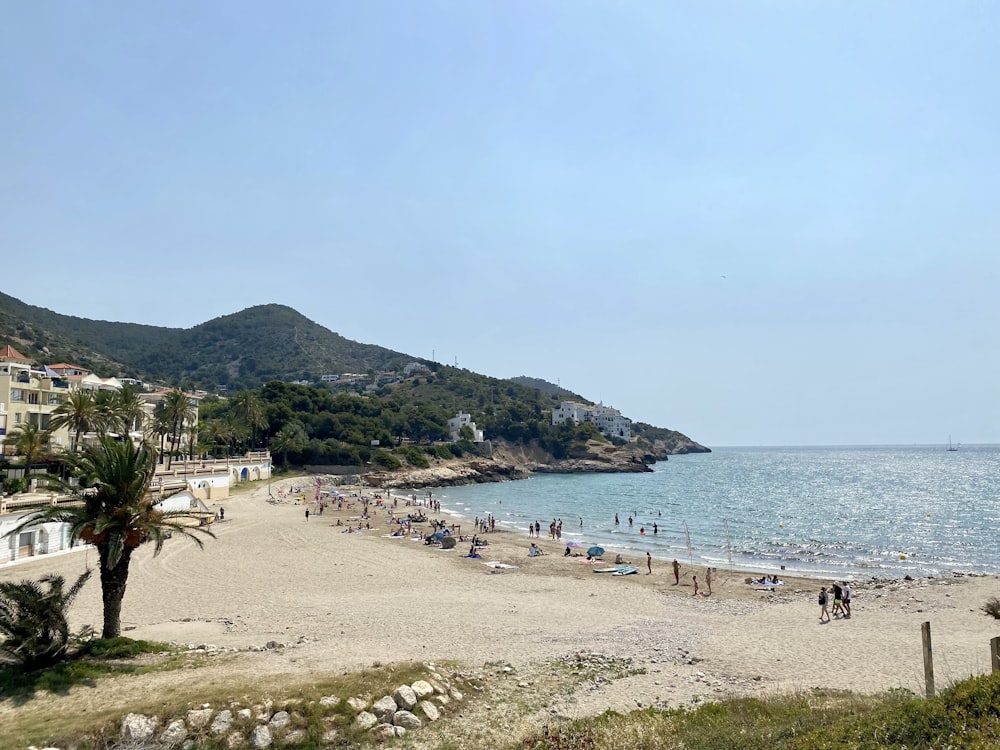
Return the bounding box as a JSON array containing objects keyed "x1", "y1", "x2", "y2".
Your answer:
[
  {"x1": 394, "y1": 685, "x2": 418, "y2": 710},
  {"x1": 321, "y1": 728, "x2": 338, "y2": 743},
  {"x1": 353, "y1": 711, "x2": 378, "y2": 731},
  {"x1": 435, "y1": 694, "x2": 451, "y2": 706},
  {"x1": 372, "y1": 695, "x2": 398, "y2": 719},
  {"x1": 449, "y1": 688, "x2": 464, "y2": 702},
  {"x1": 187, "y1": 708, "x2": 214, "y2": 729},
  {"x1": 428, "y1": 679, "x2": 448, "y2": 694},
  {"x1": 237, "y1": 708, "x2": 254, "y2": 722},
  {"x1": 121, "y1": 713, "x2": 159, "y2": 742},
  {"x1": 250, "y1": 725, "x2": 273, "y2": 748},
  {"x1": 411, "y1": 680, "x2": 435, "y2": 699},
  {"x1": 282, "y1": 729, "x2": 306, "y2": 745},
  {"x1": 319, "y1": 695, "x2": 340, "y2": 708},
  {"x1": 392, "y1": 710, "x2": 423, "y2": 729},
  {"x1": 394, "y1": 726, "x2": 407, "y2": 737},
  {"x1": 418, "y1": 700, "x2": 440, "y2": 722},
  {"x1": 346, "y1": 696, "x2": 369, "y2": 713},
  {"x1": 372, "y1": 724, "x2": 397, "y2": 740},
  {"x1": 269, "y1": 711, "x2": 291, "y2": 729},
  {"x1": 211, "y1": 710, "x2": 233, "y2": 735},
  {"x1": 159, "y1": 719, "x2": 188, "y2": 746}
]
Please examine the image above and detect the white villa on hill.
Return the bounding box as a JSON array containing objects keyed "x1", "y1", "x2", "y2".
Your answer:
[
  {"x1": 552, "y1": 400, "x2": 633, "y2": 442},
  {"x1": 448, "y1": 412, "x2": 484, "y2": 443}
]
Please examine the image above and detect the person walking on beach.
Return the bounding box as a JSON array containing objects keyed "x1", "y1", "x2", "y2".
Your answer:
[
  {"x1": 672, "y1": 559, "x2": 680, "y2": 585},
  {"x1": 818, "y1": 586, "x2": 831, "y2": 623},
  {"x1": 305, "y1": 508, "x2": 310, "y2": 521},
  {"x1": 842, "y1": 582, "x2": 852, "y2": 618},
  {"x1": 646, "y1": 552, "x2": 652, "y2": 575},
  {"x1": 831, "y1": 582, "x2": 844, "y2": 617},
  {"x1": 692, "y1": 574, "x2": 699, "y2": 596}
]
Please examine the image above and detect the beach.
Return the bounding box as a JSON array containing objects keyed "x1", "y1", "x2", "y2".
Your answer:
[{"x1": 1, "y1": 476, "x2": 998, "y2": 734}]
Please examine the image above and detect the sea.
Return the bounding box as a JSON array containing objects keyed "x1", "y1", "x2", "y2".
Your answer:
[{"x1": 421, "y1": 445, "x2": 1000, "y2": 580}]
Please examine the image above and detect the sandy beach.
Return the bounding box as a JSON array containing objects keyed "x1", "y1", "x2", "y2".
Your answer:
[{"x1": 2, "y1": 476, "x2": 998, "y2": 733}]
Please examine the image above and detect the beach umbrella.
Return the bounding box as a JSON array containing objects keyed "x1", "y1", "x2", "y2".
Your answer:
[
  {"x1": 566, "y1": 541, "x2": 584, "y2": 548},
  {"x1": 587, "y1": 545, "x2": 605, "y2": 558},
  {"x1": 431, "y1": 531, "x2": 446, "y2": 541}
]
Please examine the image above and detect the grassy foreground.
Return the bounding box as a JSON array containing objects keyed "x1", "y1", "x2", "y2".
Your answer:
[{"x1": 514, "y1": 672, "x2": 1000, "y2": 750}]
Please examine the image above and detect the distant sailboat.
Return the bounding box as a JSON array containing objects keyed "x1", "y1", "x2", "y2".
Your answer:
[{"x1": 947, "y1": 436, "x2": 958, "y2": 452}]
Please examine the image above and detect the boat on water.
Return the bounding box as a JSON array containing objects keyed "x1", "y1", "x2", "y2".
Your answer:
[{"x1": 947, "y1": 436, "x2": 958, "y2": 452}]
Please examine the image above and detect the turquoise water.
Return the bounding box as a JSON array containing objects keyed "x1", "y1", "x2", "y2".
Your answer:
[{"x1": 426, "y1": 445, "x2": 1000, "y2": 578}]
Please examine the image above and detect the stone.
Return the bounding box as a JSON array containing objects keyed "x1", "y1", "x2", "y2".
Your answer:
[
  {"x1": 449, "y1": 688, "x2": 464, "y2": 701},
  {"x1": 392, "y1": 710, "x2": 422, "y2": 729},
  {"x1": 237, "y1": 708, "x2": 254, "y2": 722},
  {"x1": 250, "y1": 725, "x2": 273, "y2": 748},
  {"x1": 372, "y1": 695, "x2": 398, "y2": 719},
  {"x1": 269, "y1": 711, "x2": 291, "y2": 729},
  {"x1": 282, "y1": 729, "x2": 306, "y2": 745},
  {"x1": 372, "y1": 723, "x2": 397, "y2": 740},
  {"x1": 418, "y1": 700, "x2": 440, "y2": 722},
  {"x1": 394, "y1": 685, "x2": 418, "y2": 710},
  {"x1": 353, "y1": 711, "x2": 378, "y2": 731},
  {"x1": 435, "y1": 694, "x2": 451, "y2": 706},
  {"x1": 121, "y1": 713, "x2": 159, "y2": 742},
  {"x1": 320, "y1": 729, "x2": 338, "y2": 743},
  {"x1": 411, "y1": 680, "x2": 435, "y2": 699},
  {"x1": 318, "y1": 695, "x2": 340, "y2": 708},
  {"x1": 428, "y1": 679, "x2": 447, "y2": 694},
  {"x1": 187, "y1": 707, "x2": 214, "y2": 729},
  {"x1": 211, "y1": 710, "x2": 233, "y2": 735},
  {"x1": 394, "y1": 726, "x2": 407, "y2": 737},
  {"x1": 159, "y1": 719, "x2": 188, "y2": 746},
  {"x1": 346, "y1": 696, "x2": 368, "y2": 713}
]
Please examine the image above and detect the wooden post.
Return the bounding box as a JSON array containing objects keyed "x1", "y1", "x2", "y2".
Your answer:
[
  {"x1": 921, "y1": 621, "x2": 935, "y2": 698},
  {"x1": 991, "y1": 636, "x2": 1000, "y2": 674}
]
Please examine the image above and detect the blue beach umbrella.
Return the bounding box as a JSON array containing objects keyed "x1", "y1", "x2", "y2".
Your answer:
[{"x1": 587, "y1": 546, "x2": 605, "y2": 558}]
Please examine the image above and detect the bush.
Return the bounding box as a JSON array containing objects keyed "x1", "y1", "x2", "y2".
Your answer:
[
  {"x1": 983, "y1": 597, "x2": 1000, "y2": 619},
  {"x1": 2, "y1": 477, "x2": 27, "y2": 496},
  {"x1": 397, "y1": 446, "x2": 430, "y2": 469},
  {"x1": 372, "y1": 450, "x2": 401, "y2": 470},
  {"x1": 0, "y1": 570, "x2": 92, "y2": 670}
]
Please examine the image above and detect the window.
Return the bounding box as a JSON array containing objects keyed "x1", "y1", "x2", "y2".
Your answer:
[
  {"x1": 27, "y1": 392, "x2": 40, "y2": 404},
  {"x1": 14, "y1": 412, "x2": 21, "y2": 423},
  {"x1": 10, "y1": 388, "x2": 23, "y2": 402}
]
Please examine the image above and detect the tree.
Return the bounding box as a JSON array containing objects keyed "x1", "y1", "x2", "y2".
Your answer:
[
  {"x1": 0, "y1": 570, "x2": 92, "y2": 670},
  {"x1": 232, "y1": 391, "x2": 268, "y2": 450},
  {"x1": 49, "y1": 390, "x2": 97, "y2": 451},
  {"x1": 161, "y1": 390, "x2": 196, "y2": 468},
  {"x1": 5, "y1": 422, "x2": 51, "y2": 472},
  {"x1": 112, "y1": 384, "x2": 148, "y2": 437},
  {"x1": 13, "y1": 437, "x2": 214, "y2": 638},
  {"x1": 269, "y1": 422, "x2": 308, "y2": 467}
]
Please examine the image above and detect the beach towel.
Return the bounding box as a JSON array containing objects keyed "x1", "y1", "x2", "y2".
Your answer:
[{"x1": 482, "y1": 561, "x2": 518, "y2": 570}]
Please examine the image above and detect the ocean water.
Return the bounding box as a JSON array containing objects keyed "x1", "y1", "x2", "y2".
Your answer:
[{"x1": 424, "y1": 445, "x2": 1000, "y2": 579}]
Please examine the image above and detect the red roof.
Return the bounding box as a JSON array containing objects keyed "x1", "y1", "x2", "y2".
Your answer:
[
  {"x1": 46, "y1": 362, "x2": 89, "y2": 372},
  {"x1": 0, "y1": 345, "x2": 30, "y2": 363}
]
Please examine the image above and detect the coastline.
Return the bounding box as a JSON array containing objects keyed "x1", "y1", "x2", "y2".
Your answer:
[{"x1": 1, "y1": 475, "x2": 998, "y2": 737}]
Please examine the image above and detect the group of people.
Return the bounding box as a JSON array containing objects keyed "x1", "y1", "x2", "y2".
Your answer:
[{"x1": 818, "y1": 581, "x2": 852, "y2": 623}]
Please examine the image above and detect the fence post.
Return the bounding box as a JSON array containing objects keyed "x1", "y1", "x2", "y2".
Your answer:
[
  {"x1": 921, "y1": 621, "x2": 935, "y2": 698},
  {"x1": 991, "y1": 636, "x2": 1000, "y2": 674}
]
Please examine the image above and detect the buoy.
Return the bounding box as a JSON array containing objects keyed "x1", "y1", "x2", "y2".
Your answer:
[
  {"x1": 779, "y1": 523, "x2": 784, "y2": 529},
  {"x1": 900, "y1": 554, "x2": 907, "y2": 560}
]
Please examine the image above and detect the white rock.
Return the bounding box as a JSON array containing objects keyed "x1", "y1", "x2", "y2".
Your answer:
[
  {"x1": 237, "y1": 708, "x2": 254, "y2": 722},
  {"x1": 121, "y1": 713, "x2": 159, "y2": 742},
  {"x1": 250, "y1": 725, "x2": 273, "y2": 748},
  {"x1": 187, "y1": 707, "x2": 214, "y2": 728},
  {"x1": 411, "y1": 680, "x2": 435, "y2": 699},
  {"x1": 394, "y1": 685, "x2": 418, "y2": 710},
  {"x1": 283, "y1": 729, "x2": 306, "y2": 744},
  {"x1": 211, "y1": 710, "x2": 233, "y2": 735},
  {"x1": 159, "y1": 719, "x2": 188, "y2": 746},
  {"x1": 319, "y1": 695, "x2": 340, "y2": 708},
  {"x1": 372, "y1": 695, "x2": 398, "y2": 719},
  {"x1": 269, "y1": 710, "x2": 291, "y2": 729},
  {"x1": 449, "y1": 688, "x2": 464, "y2": 701},
  {"x1": 419, "y1": 700, "x2": 440, "y2": 722},
  {"x1": 372, "y1": 724, "x2": 397, "y2": 740},
  {"x1": 353, "y1": 711, "x2": 378, "y2": 731},
  {"x1": 346, "y1": 696, "x2": 369, "y2": 713},
  {"x1": 392, "y1": 710, "x2": 422, "y2": 729},
  {"x1": 435, "y1": 694, "x2": 451, "y2": 706}
]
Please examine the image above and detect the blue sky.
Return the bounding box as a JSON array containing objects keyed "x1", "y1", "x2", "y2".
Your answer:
[{"x1": 2, "y1": 2, "x2": 997, "y2": 446}]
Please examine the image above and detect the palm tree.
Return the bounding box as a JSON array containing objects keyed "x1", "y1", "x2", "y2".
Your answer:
[
  {"x1": 14, "y1": 436, "x2": 214, "y2": 638},
  {"x1": 161, "y1": 390, "x2": 196, "y2": 469},
  {"x1": 49, "y1": 390, "x2": 97, "y2": 451},
  {"x1": 269, "y1": 422, "x2": 308, "y2": 467},
  {"x1": 0, "y1": 570, "x2": 92, "y2": 669},
  {"x1": 113, "y1": 384, "x2": 148, "y2": 437},
  {"x1": 232, "y1": 391, "x2": 268, "y2": 450},
  {"x1": 147, "y1": 407, "x2": 171, "y2": 464},
  {"x1": 5, "y1": 422, "x2": 51, "y2": 474}
]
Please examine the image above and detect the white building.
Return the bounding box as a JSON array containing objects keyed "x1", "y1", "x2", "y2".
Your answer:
[
  {"x1": 551, "y1": 401, "x2": 632, "y2": 442},
  {"x1": 448, "y1": 412, "x2": 484, "y2": 443}
]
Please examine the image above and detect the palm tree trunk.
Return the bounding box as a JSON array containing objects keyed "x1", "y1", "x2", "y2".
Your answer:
[{"x1": 98, "y1": 545, "x2": 133, "y2": 638}]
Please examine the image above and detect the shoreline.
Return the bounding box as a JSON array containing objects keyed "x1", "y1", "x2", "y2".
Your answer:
[{"x1": 2, "y1": 474, "x2": 998, "y2": 731}]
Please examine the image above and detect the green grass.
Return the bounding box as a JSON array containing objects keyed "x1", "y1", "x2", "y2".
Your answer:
[
  {"x1": 513, "y1": 673, "x2": 1000, "y2": 750},
  {"x1": 0, "y1": 637, "x2": 182, "y2": 700}
]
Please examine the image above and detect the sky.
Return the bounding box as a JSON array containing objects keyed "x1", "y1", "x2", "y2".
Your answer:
[{"x1": 2, "y1": 2, "x2": 998, "y2": 447}]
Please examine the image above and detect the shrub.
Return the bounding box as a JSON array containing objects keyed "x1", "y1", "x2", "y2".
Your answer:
[
  {"x1": 372, "y1": 450, "x2": 401, "y2": 470},
  {"x1": 983, "y1": 597, "x2": 1000, "y2": 620},
  {"x1": 0, "y1": 570, "x2": 92, "y2": 670}
]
